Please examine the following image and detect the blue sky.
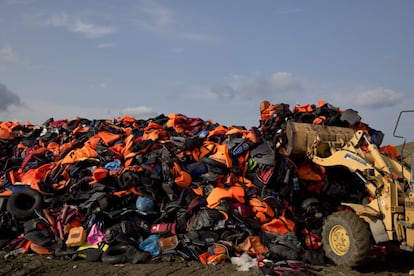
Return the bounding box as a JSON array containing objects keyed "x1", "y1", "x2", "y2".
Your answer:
[{"x1": 0, "y1": 0, "x2": 413, "y2": 146}]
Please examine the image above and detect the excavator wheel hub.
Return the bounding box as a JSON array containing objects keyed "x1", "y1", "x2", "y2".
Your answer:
[{"x1": 329, "y1": 225, "x2": 350, "y2": 256}]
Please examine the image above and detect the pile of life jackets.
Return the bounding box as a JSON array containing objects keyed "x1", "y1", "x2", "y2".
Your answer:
[{"x1": 0, "y1": 101, "x2": 398, "y2": 274}]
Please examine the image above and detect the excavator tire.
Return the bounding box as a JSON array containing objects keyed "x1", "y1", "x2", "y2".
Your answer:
[{"x1": 322, "y1": 211, "x2": 373, "y2": 266}]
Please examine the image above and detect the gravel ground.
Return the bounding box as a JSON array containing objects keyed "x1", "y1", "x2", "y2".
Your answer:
[{"x1": 1, "y1": 245, "x2": 413, "y2": 276}]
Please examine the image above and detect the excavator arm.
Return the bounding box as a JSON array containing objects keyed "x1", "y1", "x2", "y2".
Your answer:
[{"x1": 311, "y1": 149, "x2": 378, "y2": 197}]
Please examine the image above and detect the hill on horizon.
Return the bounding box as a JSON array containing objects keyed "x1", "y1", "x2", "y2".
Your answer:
[{"x1": 395, "y1": 141, "x2": 413, "y2": 167}]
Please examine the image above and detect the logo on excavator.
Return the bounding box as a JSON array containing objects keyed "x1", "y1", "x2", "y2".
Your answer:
[{"x1": 344, "y1": 152, "x2": 368, "y2": 166}]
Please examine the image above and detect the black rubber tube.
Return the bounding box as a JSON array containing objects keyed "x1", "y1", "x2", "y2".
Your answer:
[
  {"x1": 6, "y1": 188, "x2": 43, "y2": 220},
  {"x1": 101, "y1": 244, "x2": 138, "y2": 264}
]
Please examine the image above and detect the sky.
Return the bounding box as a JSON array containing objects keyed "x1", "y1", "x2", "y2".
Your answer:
[{"x1": 0, "y1": 0, "x2": 413, "y2": 146}]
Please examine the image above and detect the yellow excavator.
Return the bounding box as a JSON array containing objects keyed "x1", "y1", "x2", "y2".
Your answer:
[{"x1": 285, "y1": 110, "x2": 414, "y2": 266}]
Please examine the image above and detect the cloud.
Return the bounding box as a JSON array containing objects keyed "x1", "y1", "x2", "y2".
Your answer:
[
  {"x1": 210, "y1": 82, "x2": 236, "y2": 100},
  {"x1": 210, "y1": 73, "x2": 268, "y2": 100},
  {"x1": 179, "y1": 32, "x2": 218, "y2": 43},
  {"x1": 42, "y1": 12, "x2": 116, "y2": 39},
  {"x1": 5, "y1": 99, "x2": 105, "y2": 123},
  {"x1": 271, "y1": 72, "x2": 304, "y2": 92},
  {"x1": 119, "y1": 106, "x2": 157, "y2": 119},
  {"x1": 238, "y1": 73, "x2": 270, "y2": 99},
  {"x1": 43, "y1": 12, "x2": 70, "y2": 27},
  {"x1": 4, "y1": 0, "x2": 34, "y2": 5},
  {"x1": 88, "y1": 81, "x2": 109, "y2": 89},
  {"x1": 133, "y1": 1, "x2": 174, "y2": 33},
  {"x1": 172, "y1": 48, "x2": 184, "y2": 54},
  {"x1": 133, "y1": 1, "x2": 218, "y2": 43},
  {"x1": 210, "y1": 72, "x2": 304, "y2": 101},
  {"x1": 0, "y1": 82, "x2": 22, "y2": 111},
  {"x1": 0, "y1": 45, "x2": 30, "y2": 67},
  {"x1": 97, "y1": 42, "x2": 118, "y2": 49},
  {"x1": 71, "y1": 20, "x2": 116, "y2": 39},
  {"x1": 275, "y1": 8, "x2": 305, "y2": 15},
  {"x1": 354, "y1": 87, "x2": 403, "y2": 108},
  {"x1": 166, "y1": 82, "x2": 216, "y2": 101},
  {"x1": 0, "y1": 45, "x2": 21, "y2": 64},
  {"x1": 4, "y1": 97, "x2": 158, "y2": 124}
]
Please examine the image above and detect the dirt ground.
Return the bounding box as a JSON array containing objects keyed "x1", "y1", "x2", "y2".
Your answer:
[{"x1": 0, "y1": 245, "x2": 413, "y2": 276}]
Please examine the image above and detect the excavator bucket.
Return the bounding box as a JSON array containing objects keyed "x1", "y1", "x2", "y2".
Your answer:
[{"x1": 285, "y1": 121, "x2": 356, "y2": 158}]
